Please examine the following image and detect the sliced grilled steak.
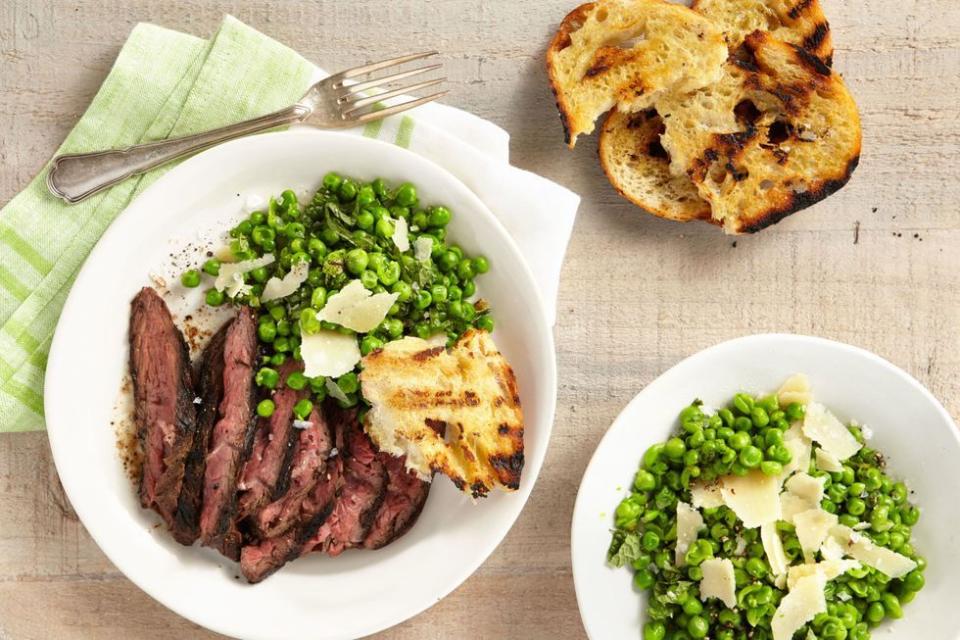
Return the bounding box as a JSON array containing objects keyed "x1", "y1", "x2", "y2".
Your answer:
[
  {"x1": 305, "y1": 407, "x2": 387, "y2": 557},
  {"x1": 239, "y1": 406, "x2": 340, "y2": 583},
  {"x1": 198, "y1": 307, "x2": 258, "y2": 560},
  {"x1": 129, "y1": 287, "x2": 197, "y2": 537},
  {"x1": 237, "y1": 360, "x2": 307, "y2": 520},
  {"x1": 253, "y1": 407, "x2": 334, "y2": 539},
  {"x1": 363, "y1": 452, "x2": 431, "y2": 550}
]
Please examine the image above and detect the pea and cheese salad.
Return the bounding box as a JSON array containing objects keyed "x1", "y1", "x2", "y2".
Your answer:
[
  {"x1": 609, "y1": 375, "x2": 926, "y2": 640},
  {"x1": 179, "y1": 173, "x2": 493, "y2": 418}
]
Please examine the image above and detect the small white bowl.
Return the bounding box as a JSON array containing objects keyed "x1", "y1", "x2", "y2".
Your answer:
[
  {"x1": 571, "y1": 334, "x2": 960, "y2": 640},
  {"x1": 45, "y1": 130, "x2": 556, "y2": 640}
]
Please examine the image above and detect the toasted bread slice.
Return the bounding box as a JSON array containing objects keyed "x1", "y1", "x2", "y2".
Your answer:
[
  {"x1": 360, "y1": 330, "x2": 523, "y2": 499},
  {"x1": 598, "y1": 108, "x2": 711, "y2": 222},
  {"x1": 546, "y1": 0, "x2": 726, "y2": 147},
  {"x1": 692, "y1": 0, "x2": 834, "y2": 64},
  {"x1": 657, "y1": 32, "x2": 861, "y2": 233}
]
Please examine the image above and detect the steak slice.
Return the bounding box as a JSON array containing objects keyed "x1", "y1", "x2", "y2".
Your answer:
[
  {"x1": 198, "y1": 307, "x2": 258, "y2": 560},
  {"x1": 237, "y1": 360, "x2": 307, "y2": 520},
  {"x1": 129, "y1": 287, "x2": 197, "y2": 537},
  {"x1": 253, "y1": 406, "x2": 334, "y2": 539},
  {"x1": 305, "y1": 407, "x2": 387, "y2": 557},
  {"x1": 239, "y1": 406, "x2": 339, "y2": 583},
  {"x1": 362, "y1": 452, "x2": 431, "y2": 550}
]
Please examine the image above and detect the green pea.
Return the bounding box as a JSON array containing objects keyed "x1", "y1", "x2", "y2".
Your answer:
[
  {"x1": 381, "y1": 318, "x2": 404, "y2": 339},
  {"x1": 462, "y1": 280, "x2": 477, "y2": 298},
  {"x1": 338, "y1": 180, "x2": 358, "y2": 201},
  {"x1": 881, "y1": 593, "x2": 902, "y2": 619},
  {"x1": 255, "y1": 367, "x2": 279, "y2": 389},
  {"x1": 473, "y1": 255, "x2": 490, "y2": 274},
  {"x1": 728, "y1": 431, "x2": 750, "y2": 451},
  {"x1": 900, "y1": 505, "x2": 920, "y2": 526},
  {"x1": 180, "y1": 269, "x2": 201, "y2": 288},
  {"x1": 643, "y1": 621, "x2": 666, "y2": 640},
  {"x1": 414, "y1": 322, "x2": 431, "y2": 339},
  {"x1": 414, "y1": 289, "x2": 432, "y2": 310},
  {"x1": 377, "y1": 260, "x2": 401, "y2": 286},
  {"x1": 411, "y1": 210, "x2": 429, "y2": 230},
  {"x1": 205, "y1": 288, "x2": 225, "y2": 307},
  {"x1": 360, "y1": 335, "x2": 384, "y2": 355},
  {"x1": 475, "y1": 314, "x2": 495, "y2": 332},
  {"x1": 733, "y1": 393, "x2": 755, "y2": 415},
  {"x1": 360, "y1": 270, "x2": 379, "y2": 290},
  {"x1": 733, "y1": 416, "x2": 753, "y2": 432},
  {"x1": 633, "y1": 568, "x2": 655, "y2": 590},
  {"x1": 273, "y1": 336, "x2": 291, "y2": 352},
  {"x1": 284, "y1": 222, "x2": 306, "y2": 239},
  {"x1": 200, "y1": 258, "x2": 221, "y2": 276},
  {"x1": 640, "y1": 531, "x2": 660, "y2": 551},
  {"x1": 435, "y1": 250, "x2": 457, "y2": 273},
  {"x1": 760, "y1": 460, "x2": 783, "y2": 476},
  {"x1": 395, "y1": 182, "x2": 418, "y2": 207},
  {"x1": 739, "y1": 445, "x2": 763, "y2": 469},
  {"x1": 846, "y1": 497, "x2": 866, "y2": 516},
  {"x1": 356, "y1": 185, "x2": 375, "y2": 207},
  {"x1": 634, "y1": 469, "x2": 657, "y2": 491},
  {"x1": 745, "y1": 557, "x2": 767, "y2": 578},
  {"x1": 865, "y1": 601, "x2": 884, "y2": 623},
  {"x1": 269, "y1": 353, "x2": 286, "y2": 367},
  {"x1": 286, "y1": 371, "x2": 308, "y2": 391},
  {"x1": 276, "y1": 318, "x2": 291, "y2": 337},
  {"x1": 322, "y1": 172, "x2": 342, "y2": 191},
  {"x1": 256, "y1": 399, "x2": 276, "y2": 418},
  {"x1": 785, "y1": 402, "x2": 806, "y2": 421},
  {"x1": 292, "y1": 398, "x2": 313, "y2": 420},
  {"x1": 429, "y1": 284, "x2": 449, "y2": 303},
  {"x1": 643, "y1": 444, "x2": 665, "y2": 469},
  {"x1": 344, "y1": 249, "x2": 368, "y2": 275},
  {"x1": 337, "y1": 371, "x2": 359, "y2": 395},
  {"x1": 354, "y1": 210, "x2": 374, "y2": 231},
  {"x1": 457, "y1": 258, "x2": 476, "y2": 280},
  {"x1": 258, "y1": 319, "x2": 277, "y2": 342},
  {"x1": 375, "y1": 217, "x2": 395, "y2": 239},
  {"x1": 664, "y1": 437, "x2": 686, "y2": 459},
  {"x1": 751, "y1": 406, "x2": 770, "y2": 427},
  {"x1": 686, "y1": 616, "x2": 709, "y2": 639}
]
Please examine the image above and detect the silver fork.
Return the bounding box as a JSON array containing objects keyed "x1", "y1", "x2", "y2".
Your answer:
[{"x1": 46, "y1": 51, "x2": 446, "y2": 204}]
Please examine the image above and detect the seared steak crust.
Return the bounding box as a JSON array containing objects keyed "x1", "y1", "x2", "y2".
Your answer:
[
  {"x1": 363, "y1": 452, "x2": 431, "y2": 550},
  {"x1": 129, "y1": 287, "x2": 197, "y2": 536}
]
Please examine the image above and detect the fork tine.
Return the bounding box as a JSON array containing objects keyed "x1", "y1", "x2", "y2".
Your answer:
[
  {"x1": 330, "y1": 51, "x2": 439, "y2": 85},
  {"x1": 343, "y1": 78, "x2": 446, "y2": 111},
  {"x1": 342, "y1": 64, "x2": 442, "y2": 95},
  {"x1": 350, "y1": 91, "x2": 449, "y2": 123}
]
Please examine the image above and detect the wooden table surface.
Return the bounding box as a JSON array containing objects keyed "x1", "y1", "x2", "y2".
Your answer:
[{"x1": 2, "y1": 0, "x2": 959, "y2": 638}]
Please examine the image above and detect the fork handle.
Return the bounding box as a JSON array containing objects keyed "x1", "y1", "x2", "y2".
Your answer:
[{"x1": 46, "y1": 104, "x2": 311, "y2": 204}]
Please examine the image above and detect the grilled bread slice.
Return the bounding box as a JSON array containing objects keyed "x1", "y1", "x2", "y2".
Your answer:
[
  {"x1": 692, "y1": 0, "x2": 834, "y2": 64},
  {"x1": 546, "y1": 0, "x2": 726, "y2": 147},
  {"x1": 657, "y1": 32, "x2": 860, "y2": 233},
  {"x1": 360, "y1": 330, "x2": 523, "y2": 499},
  {"x1": 598, "y1": 108, "x2": 711, "y2": 222}
]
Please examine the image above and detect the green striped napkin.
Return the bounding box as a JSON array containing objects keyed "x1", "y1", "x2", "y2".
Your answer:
[{"x1": 0, "y1": 17, "x2": 316, "y2": 431}]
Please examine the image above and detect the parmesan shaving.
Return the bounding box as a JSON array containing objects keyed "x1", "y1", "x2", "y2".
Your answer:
[
  {"x1": 814, "y1": 448, "x2": 844, "y2": 473},
  {"x1": 720, "y1": 471, "x2": 781, "y2": 528},
  {"x1": 802, "y1": 403, "x2": 862, "y2": 461},
  {"x1": 413, "y1": 236, "x2": 433, "y2": 262},
  {"x1": 224, "y1": 273, "x2": 252, "y2": 299},
  {"x1": 214, "y1": 254, "x2": 275, "y2": 292},
  {"x1": 300, "y1": 330, "x2": 361, "y2": 378},
  {"x1": 292, "y1": 420, "x2": 314, "y2": 430},
  {"x1": 700, "y1": 558, "x2": 737, "y2": 609},
  {"x1": 761, "y1": 523, "x2": 789, "y2": 588},
  {"x1": 828, "y1": 525, "x2": 918, "y2": 578},
  {"x1": 785, "y1": 473, "x2": 826, "y2": 505},
  {"x1": 777, "y1": 373, "x2": 812, "y2": 407},
  {"x1": 780, "y1": 493, "x2": 813, "y2": 525},
  {"x1": 675, "y1": 502, "x2": 705, "y2": 567},
  {"x1": 777, "y1": 423, "x2": 812, "y2": 483},
  {"x1": 787, "y1": 559, "x2": 861, "y2": 590},
  {"x1": 316, "y1": 279, "x2": 400, "y2": 332},
  {"x1": 392, "y1": 215, "x2": 410, "y2": 252},
  {"x1": 820, "y1": 536, "x2": 845, "y2": 561},
  {"x1": 261, "y1": 260, "x2": 309, "y2": 302},
  {"x1": 771, "y1": 573, "x2": 827, "y2": 640},
  {"x1": 793, "y1": 508, "x2": 838, "y2": 563},
  {"x1": 690, "y1": 481, "x2": 724, "y2": 509}
]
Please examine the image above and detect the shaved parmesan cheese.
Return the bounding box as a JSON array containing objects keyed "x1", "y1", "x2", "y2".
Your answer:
[
  {"x1": 300, "y1": 330, "x2": 361, "y2": 378},
  {"x1": 316, "y1": 280, "x2": 400, "y2": 332},
  {"x1": 829, "y1": 525, "x2": 918, "y2": 578},
  {"x1": 413, "y1": 236, "x2": 433, "y2": 262},
  {"x1": 803, "y1": 403, "x2": 862, "y2": 461},
  {"x1": 675, "y1": 502, "x2": 705, "y2": 567},
  {"x1": 721, "y1": 471, "x2": 781, "y2": 528},
  {"x1": 761, "y1": 523, "x2": 789, "y2": 588},
  {"x1": 292, "y1": 420, "x2": 313, "y2": 430},
  {"x1": 224, "y1": 273, "x2": 252, "y2": 299},
  {"x1": 214, "y1": 254, "x2": 275, "y2": 292},
  {"x1": 820, "y1": 536, "x2": 845, "y2": 561},
  {"x1": 778, "y1": 423, "x2": 812, "y2": 483},
  {"x1": 780, "y1": 493, "x2": 813, "y2": 525},
  {"x1": 392, "y1": 216, "x2": 410, "y2": 252},
  {"x1": 787, "y1": 559, "x2": 861, "y2": 590},
  {"x1": 815, "y1": 448, "x2": 844, "y2": 473},
  {"x1": 690, "y1": 481, "x2": 724, "y2": 509},
  {"x1": 700, "y1": 558, "x2": 737, "y2": 609},
  {"x1": 794, "y1": 508, "x2": 838, "y2": 563},
  {"x1": 772, "y1": 573, "x2": 827, "y2": 640},
  {"x1": 325, "y1": 377, "x2": 350, "y2": 404},
  {"x1": 261, "y1": 260, "x2": 309, "y2": 302},
  {"x1": 785, "y1": 473, "x2": 826, "y2": 506},
  {"x1": 777, "y1": 374, "x2": 812, "y2": 407}
]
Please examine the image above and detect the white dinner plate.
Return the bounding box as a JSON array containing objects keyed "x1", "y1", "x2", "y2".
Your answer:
[
  {"x1": 44, "y1": 130, "x2": 556, "y2": 640},
  {"x1": 572, "y1": 334, "x2": 960, "y2": 640}
]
